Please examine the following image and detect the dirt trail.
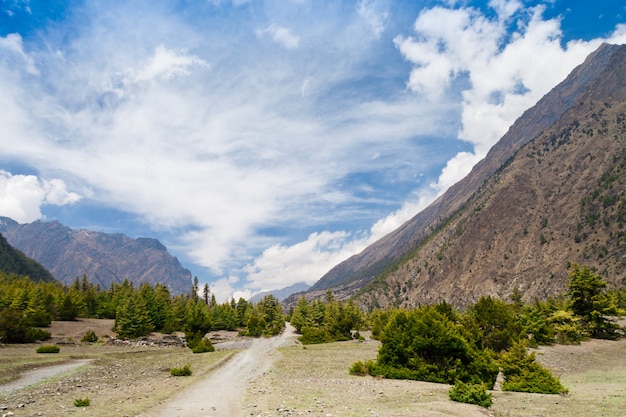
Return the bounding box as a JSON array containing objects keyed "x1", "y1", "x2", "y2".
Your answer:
[
  {"x1": 0, "y1": 359, "x2": 94, "y2": 394},
  {"x1": 150, "y1": 324, "x2": 297, "y2": 417}
]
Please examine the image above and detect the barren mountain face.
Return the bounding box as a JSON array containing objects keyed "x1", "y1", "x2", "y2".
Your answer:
[
  {"x1": 292, "y1": 43, "x2": 626, "y2": 309},
  {"x1": 0, "y1": 217, "x2": 192, "y2": 294}
]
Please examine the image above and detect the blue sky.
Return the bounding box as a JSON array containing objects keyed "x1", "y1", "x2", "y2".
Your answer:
[{"x1": 1, "y1": 0, "x2": 625, "y2": 300}]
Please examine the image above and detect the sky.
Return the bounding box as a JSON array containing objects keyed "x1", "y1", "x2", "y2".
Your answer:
[{"x1": 1, "y1": 0, "x2": 625, "y2": 301}]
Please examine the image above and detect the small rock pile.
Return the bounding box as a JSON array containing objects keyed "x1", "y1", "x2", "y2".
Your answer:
[{"x1": 106, "y1": 335, "x2": 186, "y2": 348}]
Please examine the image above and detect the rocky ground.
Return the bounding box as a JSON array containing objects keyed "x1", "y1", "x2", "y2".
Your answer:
[{"x1": 1, "y1": 319, "x2": 625, "y2": 417}]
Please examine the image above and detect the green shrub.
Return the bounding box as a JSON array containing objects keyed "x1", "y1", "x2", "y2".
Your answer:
[
  {"x1": 502, "y1": 367, "x2": 567, "y2": 394},
  {"x1": 349, "y1": 360, "x2": 375, "y2": 376},
  {"x1": 449, "y1": 381, "x2": 493, "y2": 408},
  {"x1": 81, "y1": 329, "x2": 98, "y2": 343},
  {"x1": 298, "y1": 327, "x2": 334, "y2": 345},
  {"x1": 185, "y1": 331, "x2": 215, "y2": 353},
  {"x1": 36, "y1": 344, "x2": 60, "y2": 353},
  {"x1": 500, "y1": 341, "x2": 567, "y2": 394},
  {"x1": 549, "y1": 310, "x2": 583, "y2": 344},
  {"x1": 74, "y1": 397, "x2": 90, "y2": 407},
  {"x1": 191, "y1": 337, "x2": 215, "y2": 353},
  {"x1": 170, "y1": 364, "x2": 192, "y2": 376},
  {"x1": 25, "y1": 327, "x2": 52, "y2": 343},
  {"x1": 375, "y1": 307, "x2": 498, "y2": 385},
  {"x1": 0, "y1": 307, "x2": 52, "y2": 343}
]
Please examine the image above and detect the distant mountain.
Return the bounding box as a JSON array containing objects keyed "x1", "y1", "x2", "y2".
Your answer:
[
  {"x1": 0, "y1": 217, "x2": 191, "y2": 294},
  {"x1": 0, "y1": 231, "x2": 56, "y2": 282},
  {"x1": 250, "y1": 282, "x2": 310, "y2": 304},
  {"x1": 288, "y1": 43, "x2": 626, "y2": 308}
]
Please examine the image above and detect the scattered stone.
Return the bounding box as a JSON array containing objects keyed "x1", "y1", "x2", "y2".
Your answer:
[{"x1": 106, "y1": 335, "x2": 186, "y2": 348}]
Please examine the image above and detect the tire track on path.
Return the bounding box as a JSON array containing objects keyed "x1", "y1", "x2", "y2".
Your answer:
[{"x1": 151, "y1": 323, "x2": 297, "y2": 417}]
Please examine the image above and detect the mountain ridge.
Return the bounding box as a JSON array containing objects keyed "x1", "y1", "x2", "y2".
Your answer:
[
  {"x1": 288, "y1": 43, "x2": 626, "y2": 308},
  {"x1": 0, "y1": 217, "x2": 192, "y2": 294}
]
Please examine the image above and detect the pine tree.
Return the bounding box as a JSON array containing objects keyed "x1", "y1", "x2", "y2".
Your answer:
[
  {"x1": 114, "y1": 296, "x2": 154, "y2": 339},
  {"x1": 567, "y1": 264, "x2": 622, "y2": 339},
  {"x1": 58, "y1": 293, "x2": 79, "y2": 321}
]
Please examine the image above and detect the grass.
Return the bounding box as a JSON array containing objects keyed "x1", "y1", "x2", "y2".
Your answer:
[{"x1": 36, "y1": 345, "x2": 60, "y2": 353}]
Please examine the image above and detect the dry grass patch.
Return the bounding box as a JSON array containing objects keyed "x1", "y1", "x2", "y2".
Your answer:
[{"x1": 244, "y1": 337, "x2": 626, "y2": 417}]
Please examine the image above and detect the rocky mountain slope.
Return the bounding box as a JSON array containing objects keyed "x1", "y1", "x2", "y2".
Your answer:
[
  {"x1": 0, "y1": 231, "x2": 56, "y2": 282},
  {"x1": 291, "y1": 43, "x2": 626, "y2": 308},
  {"x1": 0, "y1": 217, "x2": 191, "y2": 294}
]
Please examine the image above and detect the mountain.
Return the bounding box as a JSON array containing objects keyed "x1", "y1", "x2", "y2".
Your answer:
[
  {"x1": 0, "y1": 217, "x2": 192, "y2": 294},
  {"x1": 0, "y1": 230, "x2": 56, "y2": 282},
  {"x1": 249, "y1": 282, "x2": 310, "y2": 304},
  {"x1": 289, "y1": 43, "x2": 626, "y2": 309}
]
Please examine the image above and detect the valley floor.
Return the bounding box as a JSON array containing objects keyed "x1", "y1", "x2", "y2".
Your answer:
[{"x1": 1, "y1": 320, "x2": 625, "y2": 417}]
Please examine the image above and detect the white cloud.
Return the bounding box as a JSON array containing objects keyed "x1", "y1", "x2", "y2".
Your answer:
[
  {"x1": 210, "y1": 276, "x2": 248, "y2": 303},
  {"x1": 397, "y1": 1, "x2": 609, "y2": 194},
  {"x1": 241, "y1": 191, "x2": 439, "y2": 294},
  {"x1": 430, "y1": 151, "x2": 481, "y2": 194},
  {"x1": 244, "y1": 231, "x2": 357, "y2": 291},
  {"x1": 607, "y1": 24, "x2": 626, "y2": 44},
  {"x1": 118, "y1": 45, "x2": 210, "y2": 88},
  {"x1": 0, "y1": 33, "x2": 38, "y2": 75},
  {"x1": 0, "y1": 171, "x2": 81, "y2": 223},
  {"x1": 357, "y1": 0, "x2": 389, "y2": 40},
  {"x1": 256, "y1": 24, "x2": 300, "y2": 49}
]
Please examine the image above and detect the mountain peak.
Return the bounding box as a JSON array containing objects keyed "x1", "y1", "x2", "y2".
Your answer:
[{"x1": 0, "y1": 217, "x2": 192, "y2": 294}]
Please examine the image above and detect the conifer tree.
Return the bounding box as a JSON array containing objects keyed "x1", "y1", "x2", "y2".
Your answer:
[
  {"x1": 114, "y1": 296, "x2": 154, "y2": 339},
  {"x1": 567, "y1": 264, "x2": 622, "y2": 339}
]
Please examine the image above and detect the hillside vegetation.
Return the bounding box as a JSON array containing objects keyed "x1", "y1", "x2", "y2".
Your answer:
[{"x1": 0, "y1": 234, "x2": 55, "y2": 283}]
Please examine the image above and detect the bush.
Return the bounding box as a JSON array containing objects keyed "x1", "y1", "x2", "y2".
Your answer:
[
  {"x1": 74, "y1": 397, "x2": 90, "y2": 407},
  {"x1": 25, "y1": 327, "x2": 52, "y2": 343},
  {"x1": 500, "y1": 341, "x2": 567, "y2": 394},
  {"x1": 298, "y1": 327, "x2": 334, "y2": 345},
  {"x1": 449, "y1": 381, "x2": 493, "y2": 408},
  {"x1": 185, "y1": 331, "x2": 215, "y2": 353},
  {"x1": 191, "y1": 337, "x2": 215, "y2": 353},
  {"x1": 502, "y1": 367, "x2": 567, "y2": 394},
  {"x1": 170, "y1": 364, "x2": 192, "y2": 376},
  {"x1": 81, "y1": 330, "x2": 98, "y2": 343},
  {"x1": 349, "y1": 360, "x2": 375, "y2": 376},
  {"x1": 550, "y1": 310, "x2": 584, "y2": 345},
  {"x1": 36, "y1": 344, "x2": 60, "y2": 353},
  {"x1": 375, "y1": 307, "x2": 498, "y2": 385},
  {"x1": 0, "y1": 307, "x2": 51, "y2": 343}
]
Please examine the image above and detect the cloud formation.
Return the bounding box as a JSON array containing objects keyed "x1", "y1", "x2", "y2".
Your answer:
[
  {"x1": 397, "y1": 3, "x2": 626, "y2": 193},
  {"x1": 0, "y1": 0, "x2": 625, "y2": 300},
  {"x1": 256, "y1": 24, "x2": 300, "y2": 49},
  {"x1": 0, "y1": 171, "x2": 81, "y2": 223}
]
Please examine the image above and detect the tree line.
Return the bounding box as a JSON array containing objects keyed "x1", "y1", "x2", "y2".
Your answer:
[{"x1": 0, "y1": 273, "x2": 284, "y2": 343}]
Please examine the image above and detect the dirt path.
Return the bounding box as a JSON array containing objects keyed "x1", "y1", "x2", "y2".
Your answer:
[
  {"x1": 0, "y1": 359, "x2": 94, "y2": 394},
  {"x1": 150, "y1": 324, "x2": 297, "y2": 417}
]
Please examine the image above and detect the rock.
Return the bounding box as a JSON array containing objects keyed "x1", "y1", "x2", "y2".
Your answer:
[{"x1": 493, "y1": 370, "x2": 506, "y2": 391}]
